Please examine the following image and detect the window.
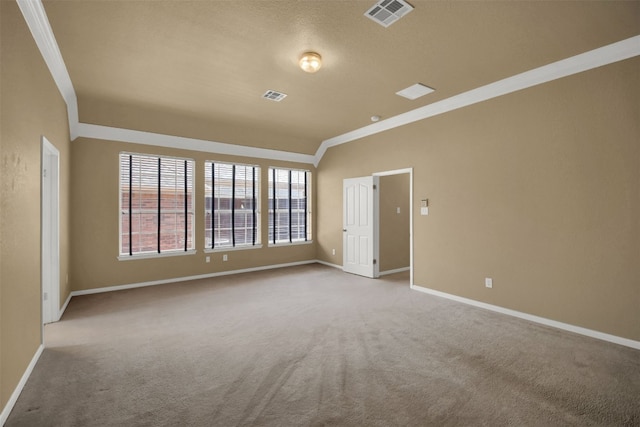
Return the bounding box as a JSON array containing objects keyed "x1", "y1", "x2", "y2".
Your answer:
[
  {"x1": 268, "y1": 168, "x2": 311, "y2": 244},
  {"x1": 119, "y1": 153, "x2": 195, "y2": 257},
  {"x1": 205, "y1": 162, "x2": 260, "y2": 249}
]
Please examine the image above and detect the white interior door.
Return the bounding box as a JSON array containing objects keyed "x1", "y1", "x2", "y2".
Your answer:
[
  {"x1": 42, "y1": 137, "x2": 60, "y2": 324},
  {"x1": 343, "y1": 176, "x2": 379, "y2": 278}
]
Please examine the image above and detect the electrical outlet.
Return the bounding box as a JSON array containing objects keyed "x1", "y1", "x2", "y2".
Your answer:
[
  {"x1": 485, "y1": 278, "x2": 493, "y2": 288},
  {"x1": 223, "y1": 254, "x2": 228, "y2": 262},
  {"x1": 332, "y1": 249, "x2": 336, "y2": 255},
  {"x1": 205, "y1": 256, "x2": 210, "y2": 263}
]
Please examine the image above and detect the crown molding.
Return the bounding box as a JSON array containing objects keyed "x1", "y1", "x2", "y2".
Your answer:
[
  {"x1": 18, "y1": 1, "x2": 639, "y2": 166},
  {"x1": 313, "y1": 35, "x2": 640, "y2": 167},
  {"x1": 17, "y1": 0, "x2": 79, "y2": 140},
  {"x1": 76, "y1": 123, "x2": 317, "y2": 165},
  {"x1": 17, "y1": 0, "x2": 314, "y2": 164}
]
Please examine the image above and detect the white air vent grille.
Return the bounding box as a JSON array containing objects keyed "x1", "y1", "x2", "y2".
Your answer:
[
  {"x1": 365, "y1": 0, "x2": 414, "y2": 28},
  {"x1": 262, "y1": 90, "x2": 287, "y2": 102}
]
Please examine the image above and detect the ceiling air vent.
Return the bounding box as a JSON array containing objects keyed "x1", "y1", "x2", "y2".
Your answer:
[
  {"x1": 365, "y1": 0, "x2": 414, "y2": 28},
  {"x1": 262, "y1": 90, "x2": 287, "y2": 102},
  {"x1": 396, "y1": 83, "x2": 435, "y2": 100}
]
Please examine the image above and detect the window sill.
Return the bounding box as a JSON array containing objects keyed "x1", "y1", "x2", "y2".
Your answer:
[
  {"x1": 118, "y1": 250, "x2": 197, "y2": 261},
  {"x1": 204, "y1": 244, "x2": 263, "y2": 254},
  {"x1": 268, "y1": 240, "x2": 314, "y2": 248}
]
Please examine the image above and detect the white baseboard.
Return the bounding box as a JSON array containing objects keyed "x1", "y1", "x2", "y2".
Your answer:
[
  {"x1": 379, "y1": 267, "x2": 410, "y2": 276},
  {"x1": 71, "y1": 260, "x2": 319, "y2": 297},
  {"x1": 411, "y1": 284, "x2": 640, "y2": 351},
  {"x1": 1, "y1": 344, "x2": 44, "y2": 426},
  {"x1": 315, "y1": 259, "x2": 342, "y2": 270},
  {"x1": 66, "y1": 263, "x2": 639, "y2": 350}
]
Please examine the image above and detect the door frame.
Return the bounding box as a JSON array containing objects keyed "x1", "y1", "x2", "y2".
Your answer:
[
  {"x1": 373, "y1": 168, "x2": 413, "y2": 287},
  {"x1": 41, "y1": 136, "x2": 60, "y2": 325}
]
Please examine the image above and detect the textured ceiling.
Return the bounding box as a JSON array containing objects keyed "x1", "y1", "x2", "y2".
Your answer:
[{"x1": 43, "y1": 1, "x2": 640, "y2": 155}]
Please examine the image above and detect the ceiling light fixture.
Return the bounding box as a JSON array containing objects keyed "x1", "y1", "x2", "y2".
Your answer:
[{"x1": 299, "y1": 52, "x2": 322, "y2": 73}]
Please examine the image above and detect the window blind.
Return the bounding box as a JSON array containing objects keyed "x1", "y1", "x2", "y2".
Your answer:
[
  {"x1": 120, "y1": 153, "x2": 194, "y2": 256},
  {"x1": 205, "y1": 161, "x2": 260, "y2": 249},
  {"x1": 268, "y1": 168, "x2": 311, "y2": 244}
]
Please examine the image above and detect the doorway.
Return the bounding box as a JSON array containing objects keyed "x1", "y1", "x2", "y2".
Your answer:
[
  {"x1": 342, "y1": 169, "x2": 413, "y2": 286},
  {"x1": 376, "y1": 171, "x2": 411, "y2": 285},
  {"x1": 374, "y1": 169, "x2": 412, "y2": 286},
  {"x1": 42, "y1": 136, "x2": 60, "y2": 325}
]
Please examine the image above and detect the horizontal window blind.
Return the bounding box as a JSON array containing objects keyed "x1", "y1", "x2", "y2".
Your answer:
[
  {"x1": 120, "y1": 153, "x2": 194, "y2": 256},
  {"x1": 205, "y1": 161, "x2": 260, "y2": 249},
  {"x1": 268, "y1": 168, "x2": 311, "y2": 244}
]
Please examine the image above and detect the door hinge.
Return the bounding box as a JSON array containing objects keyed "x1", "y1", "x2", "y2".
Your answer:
[
  {"x1": 43, "y1": 292, "x2": 48, "y2": 301},
  {"x1": 373, "y1": 184, "x2": 377, "y2": 190},
  {"x1": 373, "y1": 259, "x2": 377, "y2": 265},
  {"x1": 43, "y1": 169, "x2": 47, "y2": 178}
]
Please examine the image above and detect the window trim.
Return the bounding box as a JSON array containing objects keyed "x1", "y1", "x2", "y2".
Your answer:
[
  {"x1": 268, "y1": 167, "x2": 312, "y2": 246},
  {"x1": 205, "y1": 160, "x2": 261, "y2": 251},
  {"x1": 267, "y1": 240, "x2": 313, "y2": 249},
  {"x1": 119, "y1": 152, "x2": 196, "y2": 259},
  {"x1": 117, "y1": 249, "x2": 196, "y2": 261},
  {"x1": 204, "y1": 244, "x2": 263, "y2": 254}
]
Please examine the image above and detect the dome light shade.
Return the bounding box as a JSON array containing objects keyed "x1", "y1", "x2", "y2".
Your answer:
[{"x1": 299, "y1": 52, "x2": 322, "y2": 73}]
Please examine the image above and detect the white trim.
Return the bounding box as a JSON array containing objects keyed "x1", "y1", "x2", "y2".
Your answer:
[
  {"x1": 315, "y1": 259, "x2": 342, "y2": 270},
  {"x1": 411, "y1": 284, "x2": 640, "y2": 351},
  {"x1": 0, "y1": 345, "x2": 44, "y2": 426},
  {"x1": 70, "y1": 260, "x2": 317, "y2": 296},
  {"x1": 268, "y1": 240, "x2": 314, "y2": 248},
  {"x1": 379, "y1": 267, "x2": 410, "y2": 276},
  {"x1": 16, "y1": 0, "x2": 78, "y2": 140},
  {"x1": 409, "y1": 170, "x2": 413, "y2": 286},
  {"x1": 373, "y1": 168, "x2": 413, "y2": 177},
  {"x1": 373, "y1": 175, "x2": 381, "y2": 279},
  {"x1": 77, "y1": 123, "x2": 317, "y2": 165},
  {"x1": 204, "y1": 244, "x2": 263, "y2": 254},
  {"x1": 313, "y1": 35, "x2": 640, "y2": 166},
  {"x1": 117, "y1": 250, "x2": 197, "y2": 261},
  {"x1": 41, "y1": 136, "x2": 61, "y2": 325}
]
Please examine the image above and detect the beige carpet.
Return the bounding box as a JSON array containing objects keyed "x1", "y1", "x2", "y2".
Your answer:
[{"x1": 6, "y1": 264, "x2": 640, "y2": 426}]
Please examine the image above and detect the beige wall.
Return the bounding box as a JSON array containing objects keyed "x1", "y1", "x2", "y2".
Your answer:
[
  {"x1": 316, "y1": 57, "x2": 640, "y2": 341},
  {"x1": 70, "y1": 138, "x2": 316, "y2": 291},
  {"x1": 379, "y1": 174, "x2": 410, "y2": 272},
  {"x1": 0, "y1": 1, "x2": 71, "y2": 409}
]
